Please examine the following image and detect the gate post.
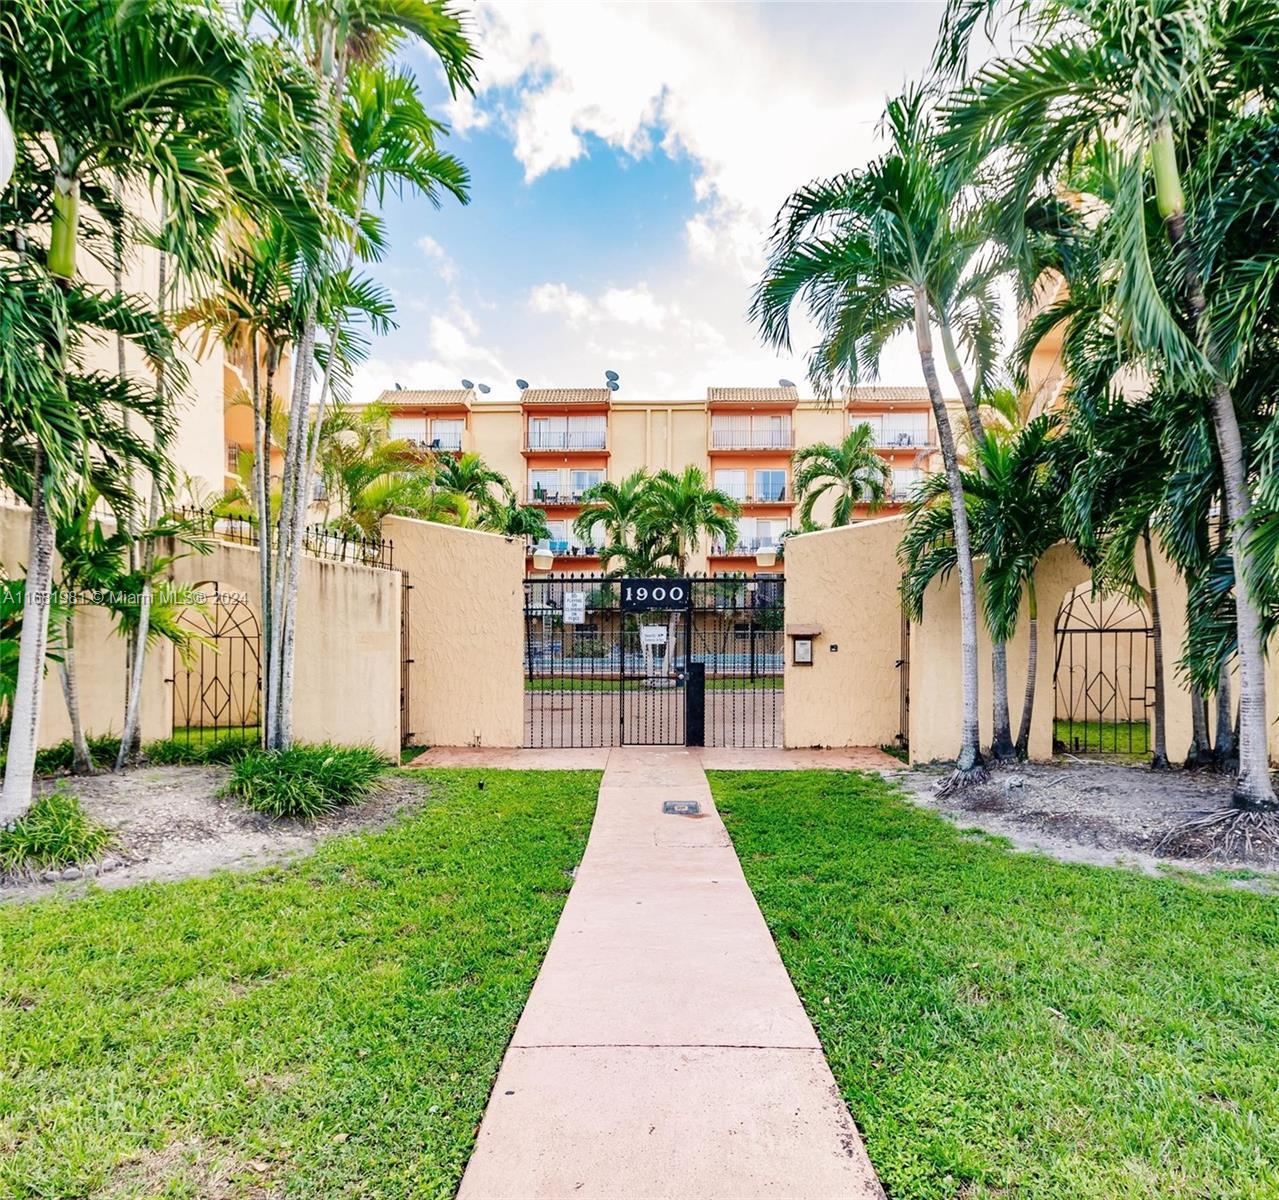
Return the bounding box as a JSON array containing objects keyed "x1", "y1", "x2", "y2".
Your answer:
[{"x1": 685, "y1": 662, "x2": 706, "y2": 747}]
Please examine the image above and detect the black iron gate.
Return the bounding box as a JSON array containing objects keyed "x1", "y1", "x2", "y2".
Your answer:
[
  {"x1": 522, "y1": 573, "x2": 783, "y2": 748},
  {"x1": 1053, "y1": 588, "x2": 1154, "y2": 756},
  {"x1": 170, "y1": 583, "x2": 261, "y2": 750}
]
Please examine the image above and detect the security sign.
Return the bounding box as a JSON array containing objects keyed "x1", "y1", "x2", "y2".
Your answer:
[{"x1": 562, "y1": 591, "x2": 587, "y2": 624}]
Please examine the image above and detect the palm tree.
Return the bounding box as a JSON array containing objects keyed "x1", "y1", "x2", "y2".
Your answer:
[
  {"x1": 0, "y1": 0, "x2": 265, "y2": 818},
  {"x1": 260, "y1": 1, "x2": 476, "y2": 754},
  {"x1": 792, "y1": 425, "x2": 891, "y2": 528},
  {"x1": 637, "y1": 466, "x2": 741, "y2": 574},
  {"x1": 433, "y1": 453, "x2": 514, "y2": 526},
  {"x1": 754, "y1": 88, "x2": 992, "y2": 788},
  {"x1": 485, "y1": 499, "x2": 551, "y2": 541},
  {"x1": 572, "y1": 470, "x2": 651, "y2": 554},
  {"x1": 939, "y1": 0, "x2": 1279, "y2": 812}
]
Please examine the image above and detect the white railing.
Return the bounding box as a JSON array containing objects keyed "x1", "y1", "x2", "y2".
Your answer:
[
  {"x1": 526, "y1": 432, "x2": 608, "y2": 451},
  {"x1": 710, "y1": 429, "x2": 794, "y2": 450}
]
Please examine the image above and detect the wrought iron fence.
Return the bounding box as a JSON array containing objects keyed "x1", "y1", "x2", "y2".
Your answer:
[{"x1": 171, "y1": 507, "x2": 396, "y2": 570}]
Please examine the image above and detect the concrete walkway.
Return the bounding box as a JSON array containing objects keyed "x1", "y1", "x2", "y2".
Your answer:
[
  {"x1": 457, "y1": 747, "x2": 884, "y2": 1199},
  {"x1": 406, "y1": 744, "x2": 900, "y2": 772}
]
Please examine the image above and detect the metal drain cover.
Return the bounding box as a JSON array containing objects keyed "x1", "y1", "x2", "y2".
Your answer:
[{"x1": 662, "y1": 799, "x2": 701, "y2": 816}]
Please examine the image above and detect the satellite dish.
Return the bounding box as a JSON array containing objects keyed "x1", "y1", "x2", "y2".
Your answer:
[
  {"x1": 778, "y1": 378, "x2": 796, "y2": 388},
  {"x1": 607, "y1": 380, "x2": 620, "y2": 392},
  {"x1": 516, "y1": 378, "x2": 529, "y2": 390},
  {"x1": 604, "y1": 369, "x2": 620, "y2": 382},
  {"x1": 461, "y1": 378, "x2": 474, "y2": 390},
  {"x1": 394, "y1": 382, "x2": 403, "y2": 390},
  {"x1": 478, "y1": 383, "x2": 491, "y2": 394}
]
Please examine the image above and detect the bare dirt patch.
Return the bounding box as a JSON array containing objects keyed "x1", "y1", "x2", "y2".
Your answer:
[
  {"x1": 897, "y1": 757, "x2": 1279, "y2": 887},
  {"x1": 1, "y1": 765, "x2": 425, "y2": 904}
]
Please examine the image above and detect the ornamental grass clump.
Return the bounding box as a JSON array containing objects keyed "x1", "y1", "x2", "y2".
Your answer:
[
  {"x1": 0, "y1": 787, "x2": 113, "y2": 876},
  {"x1": 144, "y1": 732, "x2": 258, "y2": 766},
  {"x1": 224, "y1": 744, "x2": 388, "y2": 819}
]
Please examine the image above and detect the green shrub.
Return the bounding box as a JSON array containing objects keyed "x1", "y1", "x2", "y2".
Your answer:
[
  {"x1": 1, "y1": 735, "x2": 124, "y2": 777},
  {"x1": 224, "y1": 744, "x2": 389, "y2": 819},
  {"x1": 0, "y1": 787, "x2": 114, "y2": 876},
  {"x1": 144, "y1": 732, "x2": 258, "y2": 766}
]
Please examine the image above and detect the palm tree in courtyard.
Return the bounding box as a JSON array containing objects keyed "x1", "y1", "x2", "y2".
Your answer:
[
  {"x1": 637, "y1": 466, "x2": 741, "y2": 573},
  {"x1": 573, "y1": 470, "x2": 651, "y2": 555},
  {"x1": 792, "y1": 425, "x2": 891, "y2": 528},
  {"x1": 754, "y1": 88, "x2": 993, "y2": 788},
  {"x1": 938, "y1": 0, "x2": 1279, "y2": 814},
  {"x1": 433, "y1": 453, "x2": 514, "y2": 527}
]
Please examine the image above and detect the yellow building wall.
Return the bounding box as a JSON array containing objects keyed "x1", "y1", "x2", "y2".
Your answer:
[
  {"x1": 782, "y1": 518, "x2": 904, "y2": 748},
  {"x1": 470, "y1": 403, "x2": 524, "y2": 492},
  {"x1": 385, "y1": 516, "x2": 525, "y2": 748}
]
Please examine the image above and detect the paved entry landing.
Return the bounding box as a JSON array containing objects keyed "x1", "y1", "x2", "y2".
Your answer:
[{"x1": 457, "y1": 748, "x2": 883, "y2": 1200}]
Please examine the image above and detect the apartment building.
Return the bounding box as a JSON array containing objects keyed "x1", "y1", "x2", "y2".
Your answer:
[{"x1": 372, "y1": 382, "x2": 940, "y2": 575}]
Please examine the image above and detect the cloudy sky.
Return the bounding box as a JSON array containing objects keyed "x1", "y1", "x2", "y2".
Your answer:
[{"x1": 355, "y1": 1, "x2": 952, "y2": 405}]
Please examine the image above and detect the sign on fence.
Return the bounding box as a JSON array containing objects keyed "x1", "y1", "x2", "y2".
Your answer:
[
  {"x1": 640, "y1": 624, "x2": 668, "y2": 646},
  {"x1": 562, "y1": 591, "x2": 587, "y2": 624},
  {"x1": 620, "y1": 578, "x2": 691, "y2": 612}
]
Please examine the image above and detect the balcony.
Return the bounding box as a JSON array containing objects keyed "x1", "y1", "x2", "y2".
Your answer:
[
  {"x1": 527, "y1": 487, "x2": 600, "y2": 505},
  {"x1": 528, "y1": 539, "x2": 602, "y2": 558},
  {"x1": 873, "y1": 430, "x2": 934, "y2": 450},
  {"x1": 709, "y1": 429, "x2": 795, "y2": 451},
  {"x1": 722, "y1": 488, "x2": 791, "y2": 504},
  {"x1": 525, "y1": 432, "x2": 608, "y2": 452},
  {"x1": 709, "y1": 537, "x2": 783, "y2": 557},
  {"x1": 399, "y1": 435, "x2": 464, "y2": 452}
]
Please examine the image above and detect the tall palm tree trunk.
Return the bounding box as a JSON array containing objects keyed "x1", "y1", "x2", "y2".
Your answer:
[
  {"x1": 1153, "y1": 122, "x2": 1275, "y2": 810},
  {"x1": 59, "y1": 610, "x2": 93, "y2": 774},
  {"x1": 1015, "y1": 576, "x2": 1037, "y2": 755},
  {"x1": 916, "y1": 291, "x2": 985, "y2": 787},
  {"x1": 941, "y1": 318, "x2": 1015, "y2": 762},
  {"x1": 1213, "y1": 506, "x2": 1237, "y2": 768},
  {"x1": 1142, "y1": 529, "x2": 1170, "y2": 769},
  {"x1": 1, "y1": 450, "x2": 55, "y2": 823}
]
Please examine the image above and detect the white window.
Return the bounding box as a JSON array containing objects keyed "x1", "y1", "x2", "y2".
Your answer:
[
  {"x1": 754, "y1": 469, "x2": 786, "y2": 501},
  {"x1": 714, "y1": 469, "x2": 748, "y2": 500},
  {"x1": 882, "y1": 413, "x2": 929, "y2": 448},
  {"x1": 892, "y1": 467, "x2": 923, "y2": 500},
  {"x1": 568, "y1": 415, "x2": 606, "y2": 449},
  {"x1": 430, "y1": 418, "x2": 463, "y2": 450},
  {"x1": 709, "y1": 414, "x2": 791, "y2": 449},
  {"x1": 529, "y1": 469, "x2": 560, "y2": 501},
  {"x1": 389, "y1": 415, "x2": 427, "y2": 443},
  {"x1": 570, "y1": 469, "x2": 604, "y2": 496}
]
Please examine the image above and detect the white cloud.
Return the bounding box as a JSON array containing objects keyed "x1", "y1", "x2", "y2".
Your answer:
[
  {"x1": 360, "y1": 3, "x2": 970, "y2": 404},
  {"x1": 416, "y1": 233, "x2": 458, "y2": 284}
]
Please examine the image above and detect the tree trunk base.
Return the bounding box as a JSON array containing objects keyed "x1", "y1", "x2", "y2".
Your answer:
[
  {"x1": 1182, "y1": 747, "x2": 1214, "y2": 772},
  {"x1": 1156, "y1": 805, "x2": 1279, "y2": 863},
  {"x1": 935, "y1": 761, "x2": 990, "y2": 796},
  {"x1": 988, "y1": 740, "x2": 1017, "y2": 765},
  {"x1": 1149, "y1": 753, "x2": 1172, "y2": 771}
]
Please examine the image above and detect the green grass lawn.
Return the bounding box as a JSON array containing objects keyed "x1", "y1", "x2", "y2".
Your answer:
[
  {"x1": 0, "y1": 769, "x2": 599, "y2": 1200},
  {"x1": 1054, "y1": 717, "x2": 1150, "y2": 756},
  {"x1": 710, "y1": 770, "x2": 1279, "y2": 1200}
]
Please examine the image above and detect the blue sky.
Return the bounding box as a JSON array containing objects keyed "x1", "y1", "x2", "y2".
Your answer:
[{"x1": 355, "y1": 1, "x2": 951, "y2": 405}]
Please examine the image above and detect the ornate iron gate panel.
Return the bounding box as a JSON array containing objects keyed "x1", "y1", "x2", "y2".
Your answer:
[
  {"x1": 1053, "y1": 588, "x2": 1154, "y2": 756},
  {"x1": 522, "y1": 573, "x2": 783, "y2": 749},
  {"x1": 171, "y1": 583, "x2": 261, "y2": 749}
]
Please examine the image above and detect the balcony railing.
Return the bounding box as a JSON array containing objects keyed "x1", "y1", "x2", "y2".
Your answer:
[
  {"x1": 709, "y1": 537, "x2": 783, "y2": 556},
  {"x1": 872, "y1": 430, "x2": 934, "y2": 450},
  {"x1": 709, "y1": 429, "x2": 795, "y2": 450},
  {"x1": 722, "y1": 488, "x2": 791, "y2": 504},
  {"x1": 525, "y1": 432, "x2": 608, "y2": 451},
  {"x1": 399, "y1": 435, "x2": 463, "y2": 452},
  {"x1": 529, "y1": 539, "x2": 602, "y2": 557},
  {"x1": 527, "y1": 487, "x2": 603, "y2": 505}
]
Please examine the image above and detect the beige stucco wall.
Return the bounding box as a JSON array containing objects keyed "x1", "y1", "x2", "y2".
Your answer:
[
  {"x1": 782, "y1": 518, "x2": 904, "y2": 748},
  {"x1": 909, "y1": 540, "x2": 1197, "y2": 765},
  {"x1": 385, "y1": 515, "x2": 525, "y2": 748},
  {"x1": 2, "y1": 503, "x2": 400, "y2": 755},
  {"x1": 1, "y1": 503, "x2": 169, "y2": 746},
  {"x1": 170, "y1": 542, "x2": 401, "y2": 757}
]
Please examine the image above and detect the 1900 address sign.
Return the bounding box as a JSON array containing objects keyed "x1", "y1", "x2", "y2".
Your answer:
[{"x1": 620, "y1": 578, "x2": 692, "y2": 612}]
